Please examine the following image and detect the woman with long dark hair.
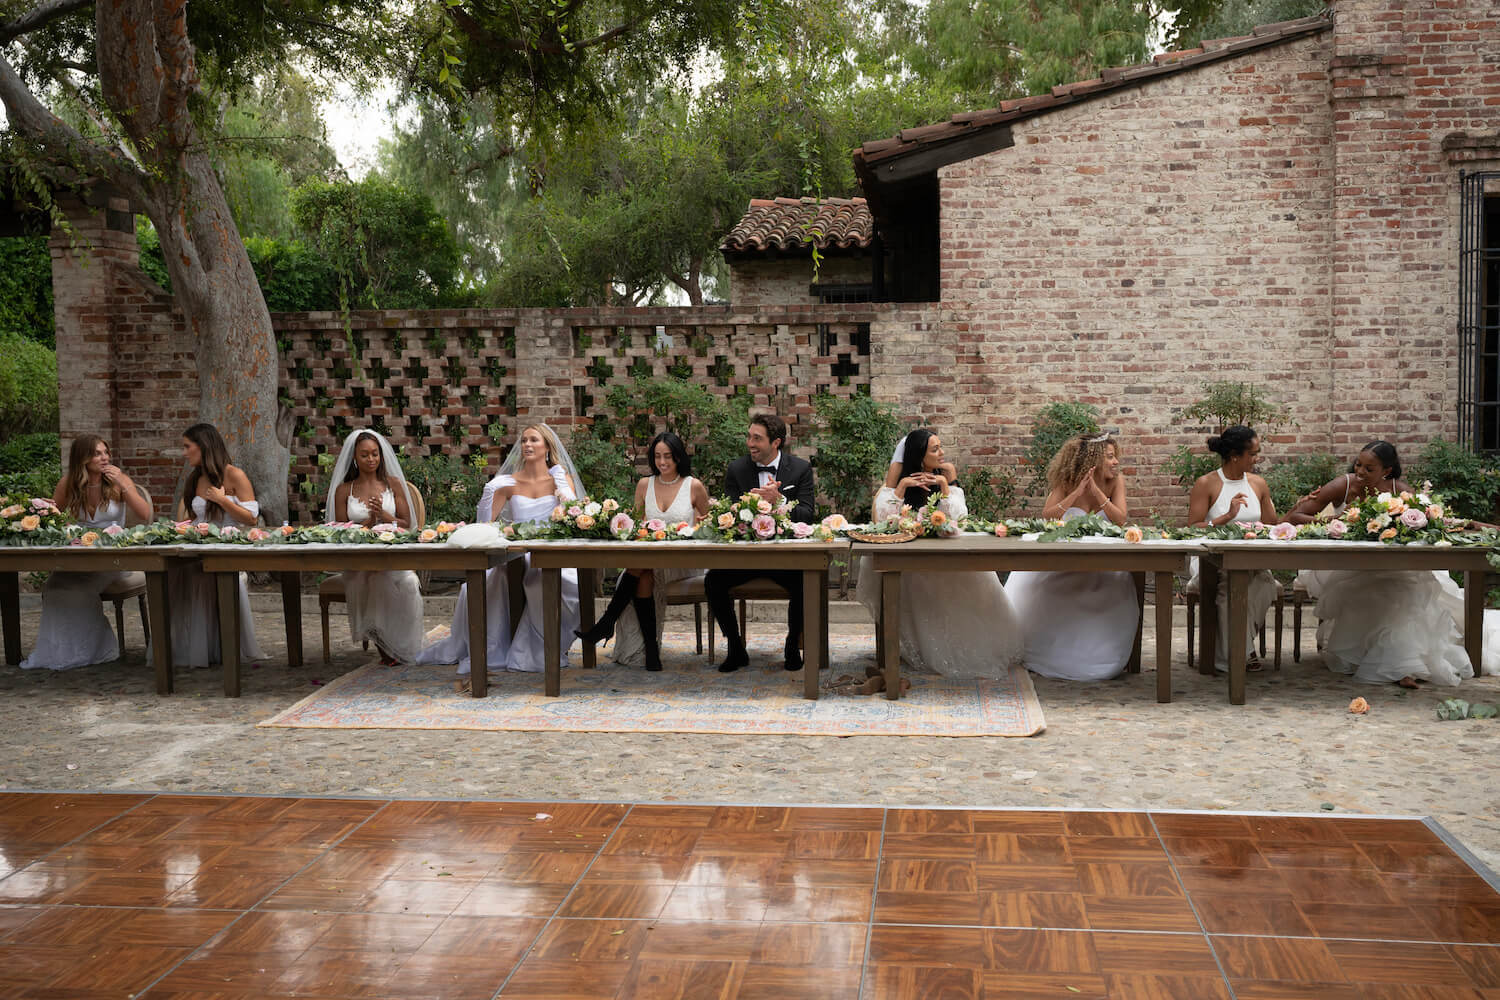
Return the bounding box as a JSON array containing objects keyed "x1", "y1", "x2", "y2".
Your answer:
[
  {"x1": 576, "y1": 431, "x2": 710, "y2": 671},
  {"x1": 168, "y1": 423, "x2": 264, "y2": 667},
  {"x1": 20, "y1": 435, "x2": 152, "y2": 670},
  {"x1": 855, "y1": 428, "x2": 1023, "y2": 678}
]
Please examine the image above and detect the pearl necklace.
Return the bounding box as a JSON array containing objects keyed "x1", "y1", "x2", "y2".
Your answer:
[{"x1": 657, "y1": 474, "x2": 682, "y2": 485}]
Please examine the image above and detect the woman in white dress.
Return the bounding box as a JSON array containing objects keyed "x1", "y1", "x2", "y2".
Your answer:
[
  {"x1": 20, "y1": 434, "x2": 153, "y2": 670},
  {"x1": 1282, "y1": 441, "x2": 1492, "y2": 686},
  {"x1": 417, "y1": 424, "x2": 584, "y2": 684},
  {"x1": 1005, "y1": 433, "x2": 1140, "y2": 681},
  {"x1": 168, "y1": 423, "x2": 264, "y2": 667},
  {"x1": 1186, "y1": 425, "x2": 1281, "y2": 670},
  {"x1": 325, "y1": 430, "x2": 424, "y2": 664},
  {"x1": 856, "y1": 429, "x2": 1023, "y2": 679},
  {"x1": 576, "y1": 431, "x2": 710, "y2": 671}
]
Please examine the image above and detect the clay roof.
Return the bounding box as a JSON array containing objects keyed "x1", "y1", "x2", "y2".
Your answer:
[
  {"x1": 719, "y1": 196, "x2": 874, "y2": 255},
  {"x1": 854, "y1": 12, "x2": 1333, "y2": 186}
]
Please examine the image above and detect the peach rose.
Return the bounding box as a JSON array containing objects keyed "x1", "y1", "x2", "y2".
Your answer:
[
  {"x1": 0, "y1": 504, "x2": 22, "y2": 519},
  {"x1": 1379, "y1": 527, "x2": 1398, "y2": 541},
  {"x1": 19, "y1": 514, "x2": 40, "y2": 531},
  {"x1": 280, "y1": 524, "x2": 296, "y2": 535},
  {"x1": 1243, "y1": 530, "x2": 1257, "y2": 540},
  {"x1": 930, "y1": 510, "x2": 948, "y2": 527},
  {"x1": 80, "y1": 531, "x2": 99, "y2": 547},
  {"x1": 653, "y1": 529, "x2": 667, "y2": 541},
  {"x1": 419, "y1": 528, "x2": 439, "y2": 542},
  {"x1": 575, "y1": 514, "x2": 595, "y2": 530},
  {"x1": 717, "y1": 512, "x2": 735, "y2": 529},
  {"x1": 993, "y1": 523, "x2": 1008, "y2": 537},
  {"x1": 436, "y1": 522, "x2": 457, "y2": 534},
  {"x1": 1348, "y1": 697, "x2": 1370, "y2": 715},
  {"x1": 247, "y1": 527, "x2": 270, "y2": 542},
  {"x1": 1123, "y1": 526, "x2": 1143, "y2": 544}
]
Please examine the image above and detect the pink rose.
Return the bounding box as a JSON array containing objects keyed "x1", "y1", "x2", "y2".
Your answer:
[
  {"x1": 567, "y1": 505, "x2": 583, "y2": 518},
  {"x1": 1399, "y1": 508, "x2": 1428, "y2": 529},
  {"x1": 756, "y1": 499, "x2": 772, "y2": 514},
  {"x1": 1426, "y1": 504, "x2": 1444, "y2": 520},
  {"x1": 1326, "y1": 519, "x2": 1347, "y2": 539},
  {"x1": 103, "y1": 524, "x2": 124, "y2": 536},
  {"x1": 220, "y1": 525, "x2": 240, "y2": 538},
  {"x1": 247, "y1": 527, "x2": 270, "y2": 542},
  {"x1": 821, "y1": 513, "x2": 848, "y2": 530},
  {"x1": 792, "y1": 521, "x2": 815, "y2": 538},
  {"x1": 644, "y1": 518, "x2": 666, "y2": 533},
  {"x1": 195, "y1": 523, "x2": 212, "y2": 535},
  {"x1": 610, "y1": 512, "x2": 634, "y2": 537},
  {"x1": 752, "y1": 513, "x2": 776, "y2": 539},
  {"x1": 1269, "y1": 522, "x2": 1298, "y2": 541}
]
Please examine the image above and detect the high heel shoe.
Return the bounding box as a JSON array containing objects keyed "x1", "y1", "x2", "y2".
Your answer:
[
  {"x1": 575, "y1": 571, "x2": 638, "y2": 645},
  {"x1": 632, "y1": 594, "x2": 662, "y2": 671}
]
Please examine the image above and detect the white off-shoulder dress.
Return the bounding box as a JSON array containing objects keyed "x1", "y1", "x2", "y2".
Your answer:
[{"x1": 340, "y1": 490, "x2": 424, "y2": 663}]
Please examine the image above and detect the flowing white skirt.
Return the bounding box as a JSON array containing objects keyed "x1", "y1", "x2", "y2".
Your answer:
[
  {"x1": 855, "y1": 559, "x2": 1022, "y2": 679},
  {"x1": 1186, "y1": 558, "x2": 1279, "y2": 669},
  {"x1": 1005, "y1": 569, "x2": 1140, "y2": 681},
  {"x1": 344, "y1": 570, "x2": 424, "y2": 663},
  {"x1": 612, "y1": 568, "x2": 705, "y2": 667},
  {"x1": 162, "y1": 564, "x2": 264, "y2": 667},
  {"x1": 1298, "y1": 569, "x2": 1500, "y2": 685},
  {"x1": 417, "y1": 554, "x2": 579, "y2": 675},
  {"x1": 19, "y1": 571, "x2": 127, "y2": 670}
]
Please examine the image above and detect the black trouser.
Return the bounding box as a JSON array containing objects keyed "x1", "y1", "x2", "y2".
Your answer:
[{"x1": 704, "y1": 568, "x2": 804, "y2": 652}]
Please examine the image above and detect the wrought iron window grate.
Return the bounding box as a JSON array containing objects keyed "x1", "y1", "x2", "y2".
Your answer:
[{"x1": 1459, "y1": 171, "x2": 1500, "y2": 451}]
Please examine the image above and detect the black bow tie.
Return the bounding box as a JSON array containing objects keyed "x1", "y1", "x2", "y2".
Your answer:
[{"x1": 755, "y1": 465, "x2": 777, "y2": 475}]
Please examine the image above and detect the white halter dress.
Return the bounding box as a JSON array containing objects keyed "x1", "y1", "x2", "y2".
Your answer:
[
  {"x1": 611, "y1": 476, "x2": 704, "y2": 667},
  {"x1": 1187, "y1": 469, "x2": 1279, "y2": 668},
  {"x1": 21, "y1": 499, "x2": 131, "y2": 670}
]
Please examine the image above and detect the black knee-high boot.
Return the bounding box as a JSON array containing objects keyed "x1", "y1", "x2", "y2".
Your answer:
[
  {"x1": 575, "y1": 572, "x2": 639, "y2": 644},
  {"x1": 631, "y1": 595, "x2": 662, "y2": 671}
]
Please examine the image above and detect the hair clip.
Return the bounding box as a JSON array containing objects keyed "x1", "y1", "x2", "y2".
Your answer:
[{"x1": 1082, "y1": 432, "x2": 1112, "y2": 444}]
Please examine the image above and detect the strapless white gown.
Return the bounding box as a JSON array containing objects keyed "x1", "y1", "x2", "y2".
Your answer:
[
  {"x1": 855, "y1": 486, "x2": 1024, "y2": 679},
  {"x1": 20, "y1": 499, "x2": 130, "y2": 670},
  {"x1": 1004, "y1": 509, "x2": 1140, "y2": 681},
  {"x1": 339, "y1": 490, "x2": 423, "y2": 663},
  {"x1": 612, "y1": 476, "x2": 704, "y2": 667},
  {"x1": 417, "y1": 486, "x2": 579, "y2": 676},
  {"x1": 162, "y1": 496, "x2": 264, "y2": 667}
]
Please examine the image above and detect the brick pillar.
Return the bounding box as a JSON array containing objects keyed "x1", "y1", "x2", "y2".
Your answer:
[{"x1": 515, "y1": 310, "x2": 575, "y2": 437}]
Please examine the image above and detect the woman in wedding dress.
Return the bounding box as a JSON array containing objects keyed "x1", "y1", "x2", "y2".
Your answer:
[
  {"x1": 20, "y1": 434, "x2": 153, "y2": 670},
  {"x1": 856, "y1": 429, "x2": 1023, "y2": 679},
  {"x1": 167, "y1": 423, "x2": 264, "y2": 667},
  {"x1": 576, "y1": 431, "x2": 710, "y2": 671},
  {"x1": 1283, "y1": 441, "x2": 1494, "y2": 686},
  {"x1": 1004, "y1": 433, "x2": 1140, "y2": 681},
  {"x1": 325, "y1": 430, "x2": 424, "y2": 663},
  {"x1": 417, "y1": 424, "x2": 584, "y2": 684},
  {"x1": 1185, "y1": 425, "x2": 1281, "y2": 670}
]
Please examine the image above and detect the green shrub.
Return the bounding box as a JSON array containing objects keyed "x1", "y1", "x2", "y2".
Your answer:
[
  {"x1": 0, "y1": 431, "x2": 58, "y2": 474},
  {"x1": 0, "y1": 466, "x2": 59, "y2": 500},
  {"x1": 963, "y1": 466, "x2": 1017, "y2": 521},
  {"x1": 1411, "y1": 440, "x2": 1500, "y2": 521},
  {"x1": 1262, "y1": 453, "x2": 1342, "y2": 517},
  {"x1": 245, "y1": 236, "x2": 340, "y2": 312},
  {"x1": 0, "y1": 333, "x2": 58, "y2": 437},
  {"x1": 568, "y1": 425, "x2": 636, "y2": 502},
  {"x1": 1179, "y1": 380, "x2": 1292, "y2": 432},
  {"x1": 402, "y1": 452, "x2": 486, "y2": 525},
  {"x1": 810, "y1": 393, "x2": 905, "y2": 520},
  {"x1": 1162, "y1": 446, "x2": 1220, "y2": 492},
  {"x1": 601, "y1": 376, "x2": 751, "y2": 496},
  {"x1": 0, "y1": 235, "x2": 54, "y2": 347},
  {"x1": 1021, "y1": 402, "x2": 1099, "y2": 498}
]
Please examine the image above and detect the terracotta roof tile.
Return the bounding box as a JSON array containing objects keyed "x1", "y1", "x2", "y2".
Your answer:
[
  {"x1": 719, "y1": 196, "x2": 874, "y2": 255},
  {"x1": 854, "y1": 12, "x2": 1332, "y2": 183}
]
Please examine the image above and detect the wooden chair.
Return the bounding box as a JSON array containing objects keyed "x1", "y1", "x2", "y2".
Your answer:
[
  {"x1": 100, "y1": 485, "x2": 153, "y2": 651},
  {"x1": 656, "y1": 576, "x2": 799, "y2": 659},
  {"x1": 1289, "y1": 579, "x2": 1313, "y2": 662},
  {"x1": 319, "y1": 483, "x2": 426, "y2": 663},
  {"x1": 1182, "y1": 580, "x2": 1283, "y2": 672}
]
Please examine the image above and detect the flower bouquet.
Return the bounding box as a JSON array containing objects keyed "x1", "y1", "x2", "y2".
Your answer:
[
  {"x1": 525, "y1": 497, "x2": 625, "y2": 540},
  {"x1": 848, "y1": 495, "x2": 958, "y2": 543},
  {"x1": 0, "y1": 496, "x2": 76, "y2": 546},
  {"x1": 698, "y1": 493, "x2": 814, "y2": 542},
  {"x1": 1298, "y1": 486, "x2": 1476, "y2": 546}
]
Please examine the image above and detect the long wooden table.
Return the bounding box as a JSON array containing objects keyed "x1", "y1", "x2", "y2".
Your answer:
[
  {"x1": 0, "y1": 546, "x2": 179, "y2": 694},
  {"x1": 857, "y1": 535, "x2": 1199, "y2": 703},
  {"x1": 1196, "y1": 540, "x2": 1494, "y2": 705},
  {"x1": 523, "y1": 539, "x2": 846, "y2": 699},
  {"x1": 192, "y1": 544, "x2": 509, "y2": 697}
]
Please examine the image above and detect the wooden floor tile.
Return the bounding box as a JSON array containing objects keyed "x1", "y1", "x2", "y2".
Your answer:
[
  {"x1": 1089, "y1": 931, "x2": 1222, "y2": 976},
  {"x1": 676, "y1": 855, "x2": 782, "y2": 888},
  {"x1": 878, "y1": 859, "x2": 977, "y2": 892},
  {"x1": 200, "y1": 909, "x2": 337, "y2": 953},
  {"x1": 1211, "y1": 934, "x2": 1346, "y2": 981},
  {"x1": 786, "y1": 831, "x2": 880, "y2": 860},
  {"x1": 879, "y1": 833, "x2": 978, "y2": 858},
  {"x1": 619, "y1": 804, "x2": 717, "y2": 829},
  {"x1": 867, "y1": 925, "x2": 987, "y2": 968},
  {"x1": 1105, "y1": 972, "x2": 1235, "y2": 999},
  {"x1": 383, "y1": 953, "x2": 513, "y2": 1000},
  {"x1": 1361, "y1": 842, "x2": 1484, "y2": 877},
  {"x1": 1295, "y1": 900, "x2": 1435, "y2": 941},
  {"x1": 887, "y1": 809, "x2": 977, "y2": 834},
  {"x1": 976, "y1": 863, "x2": 1083, "y2": 894},
  {"x1": 969, "y1": 812, "x2": 1067, "y2": 835},
  {"x1": 979, "y1": 970, "x2": 1110, "y2": 999},
  {"x1": 984, "y1": 928, "x2": 1101, "y2": 973},
  {"x1": 657, "y1": 884, "x2": 771, "y2": 921},
  {"x1": 526, "y1": 918, "x2": 648, "y2": 962},
  {"x1": 751, "y1": 922, "x2": 866, "y2": 966},
  {"x1": 1275, "y1": 866, "x2": 1395, "y2": 905},
  {"x1": 862, "y1": 964, "x2": 980, "y2": 1000},
  {"x1": 774, "y1": 858, "x2": 878, "y2": 887},
  {"x1": 602, "y1": 826, "x2": 702, "y2": 858},
  {"x1": 1067, "y1": 836, "x2": 1170, "y2": 863},
  {"x1": 735, "y1": 963, "x2": 861, "y2": 1000},
  {"x1": 981, "y1": 890, "x2": 1089, "y2": 930},
  {"x1": 975, "y1": 834, "x2": 1072, "y2": 865},
  {"x1": 1064, "y1": 812, "x2": 1156, "y2": 838},
  {"x1": 873, "y1": 889, "x2": 982, "y2": 925},
  {"x1": 1080, "y1": 895, "x2": 1201, "y2": 933},
  {"x1": 614, "y1": 957, "x2": 739, "y2": 999},
  {"x1": 1192, "y1": 892, "x2": 1315, "y2": 937},
  {"x1": 555, "y1": 881, "x2": 673, "y2": 919},
  {"x1": 449, "y1": 881, "x2": 571, "y2": 917},
  {"x1": 499, "y1": 958, "x2": 634, "y2": 998},
  {"x1": 1161, "y1": 836, "x2": 1268, "y2": 869},
  {"x1": 1255, "y1": 840, "x2": 1375, "y2": 871},
  {"x1": 1150, "y1": 814, "x2": 1254, "y2": 840},
  {"x1": 763, "y1": 884, "x2": 872, "y2": 923},
  {"x1": 1074, "y1": 862, "x2": 1184, "y2": 898},
  {"x1": 1229, "y1": 980, "x2": 1365, "y2": 1000},
  {"x1": 1331, "y1": 818, "x2": 1444, "y2": 845},
  {"x1": 582, "y1": 855, "x2": 689, "y2": 883},
  {"x1": 636, "y1": 919, "x2": 761, "y2": 961},
  {"x1": 45, "y1": 943, "x2": 192, "y2": 992},
  {"x1": 1448, "y1": 944, "x2": 1500, "y2": 988},
  {"x1": 1246, "y1": 816, "x2": 1353, "y2": 843},
  {"x1": 1324, "y1": 939, "x2": 1480, "y2": 986}
]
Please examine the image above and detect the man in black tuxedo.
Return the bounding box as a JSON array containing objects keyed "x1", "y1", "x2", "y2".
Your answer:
[{"x1": 706, "y1": 412, "x2": 817, "y2": 673}]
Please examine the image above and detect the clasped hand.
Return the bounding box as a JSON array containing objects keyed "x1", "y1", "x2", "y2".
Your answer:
[
  {"x1": 749, "y1": 481, "x2": 783, "y2": 503},
  {"x1": 899, "y1": 472, "x2": 947, "y2": 493}
]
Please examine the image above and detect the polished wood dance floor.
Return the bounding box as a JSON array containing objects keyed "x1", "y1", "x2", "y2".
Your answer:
[{"x1": 1, "y1": 793, "x2": 1498, "y2": 999}]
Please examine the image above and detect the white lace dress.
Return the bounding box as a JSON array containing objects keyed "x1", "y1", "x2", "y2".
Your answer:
[
  {"x1": 855, "y1": 486, "x2": 1023, "y2": 679},
  {"x1": 164, "y1": 496, "x2": 264, "y2": 667},
  {"x1": 417, "y1": 469, "x2": 579, "y2": 676},
  {"x1": 339, "y1": 490, "x2": 423, "y2": 663},
  {"x1": 1187, "y1": 469, "x2": 1280, "y2": 668},
  {"x1": 1004, "y1": 508, "x2": 1141, "y2": 681},
  {"x1": 20, "y1": 499, "x2": 130, "y2": 670},
  {"x1": 612, "y1": 476, "x2": 704, "y2": 667}
]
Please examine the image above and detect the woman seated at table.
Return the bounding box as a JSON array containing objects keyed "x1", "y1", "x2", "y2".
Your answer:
[
  {"x1": 167, "y1": 423, "x2": 264, "y2": 668},
  {"x1": 1004, "y1": 433, "x2": 1139, "y2": 681},
  {"x1": 855, "y1": 428, "x2": 1022, "y2": 679},
  {"x1": 1283, "y1": 440, "x2": 1493, "y2": 686},
  {"x1": 418, "y1": 424, "x2": 585, "y2": 685},
  {"x1": 325, "y1": 429, "x2": 423, "y2": 664},
  {"x1": 1185, "y1": 425, "x2": 1281, "y2": 671},
  {"x1": 20, "y1": 434, "x2": 153, "y2": 670},
  {"x1": 575, "y1": 431, "x2": 709, "y2": 672}
]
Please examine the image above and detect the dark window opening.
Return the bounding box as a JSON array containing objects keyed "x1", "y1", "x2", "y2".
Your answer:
[{"x1": 1459, "y1": 172, "x2": 1500, "y2": 451}]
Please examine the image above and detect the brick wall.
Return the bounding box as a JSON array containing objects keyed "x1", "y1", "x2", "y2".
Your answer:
[{"x1": 726, "y1": 256, "x2": 870, "y2": 307}]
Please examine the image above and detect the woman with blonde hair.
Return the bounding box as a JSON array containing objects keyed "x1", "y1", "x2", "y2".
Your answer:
[
  {"x1": 20, "y1": 435, "x2": 152, "y2": 669},
  {"x1": 1004, "y1": 432, "x2": 1140, "y2": 681}
]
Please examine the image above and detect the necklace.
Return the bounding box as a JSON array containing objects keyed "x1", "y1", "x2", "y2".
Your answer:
[{"x1": 657, "y1": 474, "x2": 682, "y2": 485}]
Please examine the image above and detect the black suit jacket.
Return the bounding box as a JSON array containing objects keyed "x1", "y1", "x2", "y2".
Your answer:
[{"x1": 725, "y1": 453, "x2": 816, "y2": 524}]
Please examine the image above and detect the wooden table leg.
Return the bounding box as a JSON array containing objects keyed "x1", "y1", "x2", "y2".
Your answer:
[
  {"x1": 466, "y1": 568, "x2": 488, "y2": 698},
  {"x1": 280, "y1": 571, "x2": 303, "y2": 668},
  {"x1": 1464, "y1": 569, "x2": 1484, "y2": 673},
  {"x1": 217, "y1": 573, "x2": 241, "y2": 698},
  {"x1": 579, "y1": 567, "x2": 597, "y2": 670},
  {"x1": 1, "y1": 571, "x2": 20, "y2": 665},
  {"x1": 1227, "y1": 569, "x2": 1248, "y2": 705},
  {"x1": 506, "y1": 558, "x2": 526, "y2": 640},
  {"x1": 1199, "y1": 559, "x2": 1219, "y2": 676},
  {"x1": 1127, "y1": 571, "x2": 1145, "y2": 674},
  {"x1": 803, "y1": 568, "x2": 820, "y2": 700},
  {"x1": 543, "y1": 567, "x2": 561, "y2": 697},
  {"x1": 1155, "y1": 571, "x2": 1174, "y2": 704},
  {"x1": 882, "y1": 571, "x2": 901, "y2": 701},
  {"x1": 147, "y1": 570, "x2": 173, "y2": 695},
  {"x1": 819, "y1": 568, "x2": 831, "y2": 682}
]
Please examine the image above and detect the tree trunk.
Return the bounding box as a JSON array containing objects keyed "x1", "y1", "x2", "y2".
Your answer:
[{"x1": 95, "y1": 0, "x2": 290, "y2": 524}]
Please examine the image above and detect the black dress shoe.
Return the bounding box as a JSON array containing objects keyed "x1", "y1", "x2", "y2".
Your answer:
[
  {"x1": 782, "y1": 646, "x2": 803, "y2": 672},
  {"x1": 717, "y1": 648, "x2": 749, "y2": 673}
]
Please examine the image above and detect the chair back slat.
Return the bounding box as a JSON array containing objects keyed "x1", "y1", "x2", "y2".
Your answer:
[{"x1": 126, "y1": 485, "x2": 153, "y2": 528}]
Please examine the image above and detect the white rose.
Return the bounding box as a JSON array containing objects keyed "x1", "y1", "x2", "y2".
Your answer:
[
  {"x1": 584, "y1": 501, "x2": 602, "y2": 517},
  {"x1": 739, "y1": 508, "x2": 754, "y2": 523}
]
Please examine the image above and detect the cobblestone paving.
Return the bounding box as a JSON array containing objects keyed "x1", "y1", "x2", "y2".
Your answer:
[{"x1": 4, "y1": 595, "x2": 1498, "y2": 874}]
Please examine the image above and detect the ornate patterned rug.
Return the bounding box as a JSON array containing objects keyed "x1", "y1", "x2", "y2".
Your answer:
[{"x1": 260, "y1": 630, "x2": 1046, "y2": 737}]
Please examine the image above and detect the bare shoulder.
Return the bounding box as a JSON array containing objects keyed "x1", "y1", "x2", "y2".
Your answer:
[{"x1": 224, "y1": 465, "x2": 253, "y2": 489}]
